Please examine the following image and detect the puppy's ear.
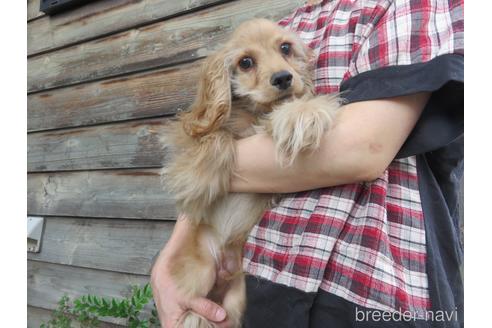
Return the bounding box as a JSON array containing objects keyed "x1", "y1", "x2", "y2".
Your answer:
[
  {"x1": 290, "y1": 34, "x2": 316, "y2": 95},
  {"x1": 303, "y1": 45, "x2": 316, "y2": 94},
  {"x1": 304, "y1": 45, "x2": 316, "y2": 69},
  {"x1": 182, "y1": 52, "x2": 232, "y2": 138}
]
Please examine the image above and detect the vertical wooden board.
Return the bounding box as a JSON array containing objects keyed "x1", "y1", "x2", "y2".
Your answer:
[
  {"x1": 27, "y1": 0, "x2": 44, "y2": 21},
  {"x1": 28, "y1": 118, "x2": 169, "y2": 172},
  {"x1": 28, "y1": 0, "x2": 232, "y2": 55},
  {"x1": 27, "y1": 261, "x2": 150, "y2": 326},
  {"x1": 27, "y1": 169, "x2": 176, "y2": 219},
  {"x1": 28, "y1": 61, "x2": 200, "y2": 132},
  {"x1": 28, "y1": 217, "x2": 174, "y2": 274},
  {"x1": 27, "y1": 0, "x2": 303, "y2": 92}
]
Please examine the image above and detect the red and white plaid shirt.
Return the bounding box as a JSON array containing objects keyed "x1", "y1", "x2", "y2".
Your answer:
[{"x1": 243, "y1": 0, "x2": 464, "y2": 318}]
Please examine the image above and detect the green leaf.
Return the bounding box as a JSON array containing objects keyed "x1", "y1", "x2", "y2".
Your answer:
[{"x1": 144, "y1": 284, "x2": 152, "y2": 297}]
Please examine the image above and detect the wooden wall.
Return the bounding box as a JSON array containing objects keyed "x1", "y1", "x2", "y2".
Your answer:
[{"x1": 27, "y1": 0, "x2": 303, "y2": 326}]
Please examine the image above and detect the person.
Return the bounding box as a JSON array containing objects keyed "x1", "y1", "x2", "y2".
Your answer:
[{"x1": 151, "y1": 0, "x2": 464, "y2": 327}]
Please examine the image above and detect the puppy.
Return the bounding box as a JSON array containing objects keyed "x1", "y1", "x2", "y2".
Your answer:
[{"x1": 161, "y1": 19, "x2": 340, "y2": 328}]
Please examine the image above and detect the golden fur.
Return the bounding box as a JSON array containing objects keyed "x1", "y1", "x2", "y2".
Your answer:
[{"x1": 160, "y1": 19, "x2": 340, "y2": 328}]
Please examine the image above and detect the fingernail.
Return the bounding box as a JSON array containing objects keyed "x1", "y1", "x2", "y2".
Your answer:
[{"x1": 215, "y1": 308, "x2": 226, "y2": 321}]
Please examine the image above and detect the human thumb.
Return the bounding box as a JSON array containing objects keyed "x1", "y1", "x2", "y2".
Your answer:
[{"x1": 187, "y1": 297, "x2": 227, "y2": 322}]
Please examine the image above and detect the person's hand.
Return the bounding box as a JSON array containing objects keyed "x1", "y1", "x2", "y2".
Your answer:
[{"x1": 150, "y1": 250, "x2": 232, "y2": 328}]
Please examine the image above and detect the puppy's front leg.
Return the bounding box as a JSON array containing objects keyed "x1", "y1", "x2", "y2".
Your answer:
[{"x1": 268, "y1": 95, "x2": 340, "y2": 166}]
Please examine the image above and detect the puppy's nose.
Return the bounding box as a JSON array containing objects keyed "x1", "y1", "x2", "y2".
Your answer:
[{"x1": 270, "y1": 71, "x2": 293, "y2": 90}]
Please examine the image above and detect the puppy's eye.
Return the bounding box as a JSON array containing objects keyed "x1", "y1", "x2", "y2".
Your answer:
[
  {"x1": 280, "y1": 42, "x2": 292, "y2": 56},
  {"x1": 238, "y1": 57, "x2": 254, "y2": 70}
]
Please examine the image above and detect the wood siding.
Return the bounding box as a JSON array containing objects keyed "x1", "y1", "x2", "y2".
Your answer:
[{"x1": 27, "y1": 0, "x2": 303, "y2": 325}]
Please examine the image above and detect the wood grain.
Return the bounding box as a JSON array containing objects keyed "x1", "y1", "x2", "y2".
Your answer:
[
  {"x1": 28, "y1": 118, "x2": 169, "y2": 172},
  {"x1": 28, "y1": 61, "x2": 200, "y2": 132},
  {"x1": 27, "y1": 261, "x2": 150, "y2": 326},
  {"x1": 28, "y1": 0, "x2": 230, "y2": 56},
  {"x1": 28, "y1": 217, "x2": 173, "y2": 274},
  {"x1": 27, "y1": 169, "x2": 176, "y2": 219},
  {"x1": 27, "y1": 0, "x2": 302, "y2": 92}
]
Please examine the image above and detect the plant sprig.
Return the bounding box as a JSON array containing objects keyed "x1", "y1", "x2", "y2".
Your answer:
[{"x1": 40, "y1": 283, "x2": 160, "y2": 328}]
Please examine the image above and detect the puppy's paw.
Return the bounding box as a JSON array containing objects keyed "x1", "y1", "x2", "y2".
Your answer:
[{"x1": 269, "y1": 95, "x2": 340, "y2": 166}]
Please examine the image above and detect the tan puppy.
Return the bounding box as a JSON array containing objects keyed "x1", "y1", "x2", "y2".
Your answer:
[{"x1": 161, "y1": 19, "x2": 340, "y2": 328}]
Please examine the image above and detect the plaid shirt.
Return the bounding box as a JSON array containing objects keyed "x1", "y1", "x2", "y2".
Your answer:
[{"x1": 243, "y1": 0, "x2": 464, "y2": 318}]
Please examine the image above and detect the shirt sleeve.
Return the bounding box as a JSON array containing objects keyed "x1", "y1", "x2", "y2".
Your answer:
[{"x1": 339, "y1": 0, "x2": 464, "y2": 157}]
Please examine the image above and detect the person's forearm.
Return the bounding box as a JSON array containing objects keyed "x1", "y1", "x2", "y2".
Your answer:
[
  {"x1": 231, "y1": 93, "x2": 429, "y2": 193},
  {"x1": 231, "y1": 131, "x2": 368, "y2": 193}
]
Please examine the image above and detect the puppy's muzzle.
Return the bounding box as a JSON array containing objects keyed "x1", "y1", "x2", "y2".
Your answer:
[{"x1": 271, "y1": 70, "x2": 293, "y2": 90}]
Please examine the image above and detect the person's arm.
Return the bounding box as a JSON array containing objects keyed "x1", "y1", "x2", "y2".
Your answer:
[{"x1": 231, "y1": 92, "x2": 430, "y2": 193}]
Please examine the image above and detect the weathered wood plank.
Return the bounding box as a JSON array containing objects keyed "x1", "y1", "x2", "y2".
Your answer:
[
  {"x1": 28, "y1": 118, "x2": 168, "y2": 172},
  {"x1": 28, "y1": 0, "x2": 231, "y2": 56},
  {"x1": 27, "y1": 306, "x2": 51, "y2": 328},
  {"x1": 27, "y1": 0, "x2": 303, "y2": 92},
  {"x1": 28, "y1": 305, "x2": 124, "y2": 328},
  {"x1": 28, "y1": 61, "x2": 200, "y2": 132},
  {"x1": 27, "y1": 169, "x2": 176, "y2": 219},
  {"x1": 27, "y1": 261, "x2": 150, "y2": 326},
  {"x1": 27, "y1": 0, "x2": 44, "y2": 21},
  {"x1": 28, "y1": 217, "x2": 173, "y2": 274}
]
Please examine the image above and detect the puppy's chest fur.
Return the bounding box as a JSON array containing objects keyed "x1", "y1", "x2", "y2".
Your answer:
[{"x1": 223, "y1": 98, "x2": 278, "y2": 138}]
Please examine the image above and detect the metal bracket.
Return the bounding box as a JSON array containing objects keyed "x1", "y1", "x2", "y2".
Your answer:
[{"x1": 27, "y1": 216, "x2": 44, "y2": 253}]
